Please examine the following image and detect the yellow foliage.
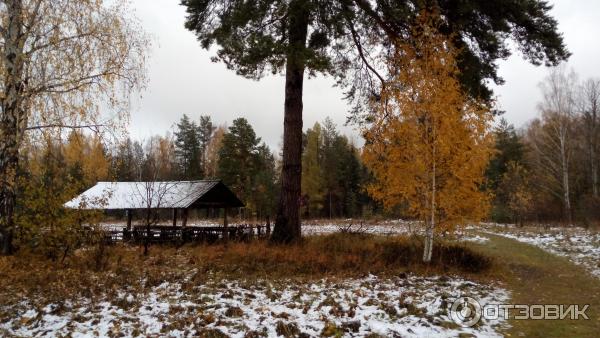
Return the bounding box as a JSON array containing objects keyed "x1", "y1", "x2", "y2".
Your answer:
[
  {"x1": 64, "y1": 131, "x2": 110, "y2": 185},
  {"x1": 15, "y1": 135, "x2": 109, "y2": 259},
  {"x1": 500, "y1": 162, "x2": 533, "y2": 224},
  {"x1": 362, "y1": 12, "x2": 494, "y2": 233}
]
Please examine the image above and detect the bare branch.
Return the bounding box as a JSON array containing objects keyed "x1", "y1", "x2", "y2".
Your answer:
[
  {"x1": 25, "y1": 123, "x2": 104, "y2": 132},
  {"x1": 346, "y1": 20, "x2": 385, "y2": 88}
]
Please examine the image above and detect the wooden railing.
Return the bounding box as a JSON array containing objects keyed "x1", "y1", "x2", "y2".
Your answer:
[{"x1": 102, "y1": 224, "x2": 270, "y2": 244}]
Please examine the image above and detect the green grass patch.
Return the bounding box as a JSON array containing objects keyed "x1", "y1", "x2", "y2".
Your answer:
[{"x1": 468, "y1": 233, "x2": 600, "y2": 338}]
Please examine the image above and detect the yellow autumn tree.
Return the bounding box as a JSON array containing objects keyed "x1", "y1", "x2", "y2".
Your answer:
[
  {"x1": 64, "y1": 131, "x2": 110, "y2": 187},
  {"x1": 362, "y1": 12, "x2": 494, "y2": 262},
  {"x1": 16, "y1": 135, "x2": 108, "y2": 260}
]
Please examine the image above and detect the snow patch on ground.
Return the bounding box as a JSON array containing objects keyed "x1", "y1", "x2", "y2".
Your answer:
[
  {"x1": 99, "y1": 219, "x2": 420, "y2": 236},
  {"x1": 459, "y1": 234, "x2": 490, "y2": 244},
  {"x1": 1, "y1": 275, "x2": 509, "y2": 338},
  {"x1": 301, "y1": 219, "x2": 417, "y2": 236}
]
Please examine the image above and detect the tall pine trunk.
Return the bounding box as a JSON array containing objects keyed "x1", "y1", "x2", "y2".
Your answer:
[
  {"x1": 271, "y1": 0, "x2": 308, "y2": 243},
  {"x1": 1, "y1": 0, "x2": 25, "y2": 255}
]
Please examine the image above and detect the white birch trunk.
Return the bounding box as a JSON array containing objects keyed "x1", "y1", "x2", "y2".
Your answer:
[
  {"x1": 423, "y1": 139, "x2": 436, "y2": 263},
  {"x1": 592, "y1": 145, "x2": 598, "y2": 197},
  {"x1": 559, "y1": 133, "x2": 572, "y2": 223}
]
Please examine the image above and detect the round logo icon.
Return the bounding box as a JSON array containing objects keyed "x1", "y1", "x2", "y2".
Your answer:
[{"x1": 450, "y1": 296, "x2": 482, "y2": 327}]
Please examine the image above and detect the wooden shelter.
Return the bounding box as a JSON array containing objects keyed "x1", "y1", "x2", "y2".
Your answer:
[{"x1": 64, "y1": 180, "x2": 264, "y2": 243}]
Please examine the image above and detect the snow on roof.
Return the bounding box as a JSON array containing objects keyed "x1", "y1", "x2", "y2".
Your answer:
[{"x1": 64, "y1": 180, "x2": 226, "y2": 210}]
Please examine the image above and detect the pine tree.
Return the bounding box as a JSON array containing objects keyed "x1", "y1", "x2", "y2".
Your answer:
[
  {"x1": 486, "y1": 119, "x2": 526, "y2": 222},
  {"x1": 182, "y1": 0, "x2": 568, "y2": 244},
  {"x1": 174, "y1": 114, "x2": 203, "y2": 179},
  {"x1": 321, "y1": 118, "x2": 341, "y2": 218},
  {"x1": 301, "y1": 122, "x2": 324, "y2": 218},
  {"x1": 337, "y1": 138, "x2": 363, "y2": 217},
  {"x1": 486, "y1": 119, "x2": 525, "y2": 190},
  {"x1": 253, "y1": 143, "x2": 278, "y2": 219},
  {"x1": 218, "y1": 118, "x2": 262, "y2": 207}
]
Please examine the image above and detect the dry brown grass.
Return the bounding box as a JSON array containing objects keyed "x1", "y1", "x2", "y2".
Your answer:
[
  {"x1": 188, "y1": 233, "x2": 492, "y2": 278},
  {"x1": 0, "y1": 233, "x2": 493, "y2": 309}
]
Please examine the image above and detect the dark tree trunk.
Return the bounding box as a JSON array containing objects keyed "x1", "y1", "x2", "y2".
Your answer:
[
  {"x1": 144, "y1": 216, "x2": 150, "y2": 256},
  {"x1": 0, "y1": 140, "x2": 18, "y2": 255},
  {"x1": 1, "y1": 0, "x2": 25, "y2": 255},
  {"x1": 271, "y1": 0, "x2": 309, "y2": 244}
]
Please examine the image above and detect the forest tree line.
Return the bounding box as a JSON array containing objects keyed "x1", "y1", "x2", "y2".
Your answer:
[
  {"x1": 15, "y1": 65, "x2": 600, "y2": 227},
  {"x1": 17, "y1": 115, "x2": 372, "y2": 224},
  {"x1": 0, "y1": 0, "x2": 571, "y2": 253},
  {"x1": 487, "y1": 68, "x2": 600, "y2": 225}
]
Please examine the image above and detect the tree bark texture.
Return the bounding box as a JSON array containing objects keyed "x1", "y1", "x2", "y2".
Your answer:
[
  {"x1": 271, "y1": 0, "x2": 309, "y2": 243},
  {"x1": 1, "y1": 0, "x2": 26, "y2": 255}
]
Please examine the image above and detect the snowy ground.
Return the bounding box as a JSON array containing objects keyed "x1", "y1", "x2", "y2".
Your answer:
[
  {"x1": 97, "y1": 219, "x2": 420, "y2": 236},
  {"x1": 458, "y1": 234, "x2": 490, "y2": 244},
  {"x1": 1, "y1": 274, "x2": 509, "y2": 338},
  {"x1": 301, "y1": 219, "x2": 417, "y2": 236},
  {"x1": 483, "y1": 224, "x2": 600, "y2": 278}
]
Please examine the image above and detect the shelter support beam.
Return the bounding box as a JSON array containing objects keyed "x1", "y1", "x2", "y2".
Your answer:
[
  {"x1": 126, "y1": 209, "x2": 132, "y2": 231},
  {"x1": 182, "y1": 208, "x2": 188, "y2": 227},
  {"x1": 223, "y1": 207, "x2": 229, "y2": 242}
]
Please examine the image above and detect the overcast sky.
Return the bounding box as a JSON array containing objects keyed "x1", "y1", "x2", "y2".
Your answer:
[{"x1": 128, "y1": 0, "x2": 600, "y2": 151}]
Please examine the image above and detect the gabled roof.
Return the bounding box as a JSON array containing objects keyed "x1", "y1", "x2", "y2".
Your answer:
[{"x1": 64, "y1": 180, "x2": 244, "y2": 210}]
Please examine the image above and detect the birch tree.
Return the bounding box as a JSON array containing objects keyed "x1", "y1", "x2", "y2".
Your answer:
[
  {"x1": 529, "y1": 67, "x2": 577, "y2": 223},
  {"x1": 362, "y1": 13, "x2": 494, "y2": 263},
  {"x1": 204, "y1": 125, "x2": 225, "y2": 178},
  {"x1": 0, "y1": 0, "x2": 148, "y2": 254}
]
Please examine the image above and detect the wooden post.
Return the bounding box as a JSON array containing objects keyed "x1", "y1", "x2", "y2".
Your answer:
[
  {"x1": 181, "y1": 208, "x2": 188, "y2": 242},
  {"x1": 126, "y1": 209, "x2": 133, "y2": 230},
  {"x1": 182, "y1": 208, "x2": 188, "y2": 227},
  {"x1": 266, "y1": 215, "x2": 271, "y2": 236},
  {"x1": 172, "y1": 208, "x2": 177, "y2": 227},
  {"x1": 125, "y1": 209, "x2": 133, "y2": 241},
  {"x1": 223, "y1": 207, "x2": 229, "y2": 242}
]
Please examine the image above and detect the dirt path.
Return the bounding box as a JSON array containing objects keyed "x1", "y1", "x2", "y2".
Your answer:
[{"x1": 470, "y1": 233, "x2": 600, "y2": 337}]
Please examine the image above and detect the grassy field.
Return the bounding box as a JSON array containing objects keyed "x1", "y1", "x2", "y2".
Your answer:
[{"x1": 469, "y1": 233, "x2": 600, "y2": 338}]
